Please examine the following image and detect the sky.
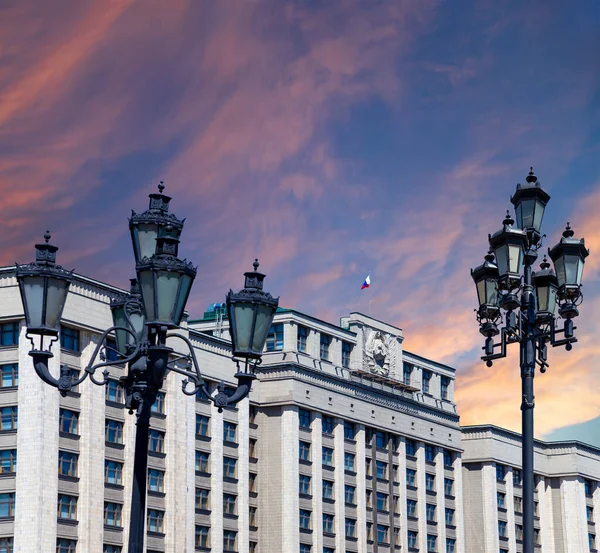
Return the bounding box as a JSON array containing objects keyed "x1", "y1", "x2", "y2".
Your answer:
[{"x1": 1, "y1": 0, "x2": 599, "y2": 445}]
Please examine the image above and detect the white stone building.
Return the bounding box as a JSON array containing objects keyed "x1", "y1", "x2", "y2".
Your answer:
[{"x1": 0, "y1": 268, "x2": 596, "y2": 553}]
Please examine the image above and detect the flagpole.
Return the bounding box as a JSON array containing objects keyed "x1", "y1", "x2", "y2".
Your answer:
[{"x1": 369, "y1": 270, "x2": 372, "y2": 317}]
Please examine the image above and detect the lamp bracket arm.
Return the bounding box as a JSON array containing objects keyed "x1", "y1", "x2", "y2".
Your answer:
[
  {"x1": 29, "y1": 352, "x2": 90, "y2": 396},
  {"x1": 164, "y1": 333, "x2": 210, "y2": 398},
  {"x1": 83, "y1": 326, "x2": 141, "y2": 380},
  {"x1": 213, "y1": 378, "x2": 252, "y2": 413}
]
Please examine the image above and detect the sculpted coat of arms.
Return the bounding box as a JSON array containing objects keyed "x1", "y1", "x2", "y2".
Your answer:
[{"x1": 364, "y1": 330, "x2": 395, "y2": 376}]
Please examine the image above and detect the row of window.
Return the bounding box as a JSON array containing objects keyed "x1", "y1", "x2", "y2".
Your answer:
[
  {"x1": 194, "y1": 450, "x2": 239, "y2": 479},
  {"x1": 403, "y1": 362, "x2": 452, "y2": 400},
  {"x1": 497, "y1": 492, "x2": 537, "y2": 515},
  {"x1": 195, "y1": 526, "x2": 237, "y2": 551},
  {"x1": 195, "y1": 415, "x2": 237, "y2": 443},
  {"x1": 266, "y1": 324, "x2": 353, "y2": 368},
  {"x1": 498, "y1": 521, "x2": 541, "y2": 543}
]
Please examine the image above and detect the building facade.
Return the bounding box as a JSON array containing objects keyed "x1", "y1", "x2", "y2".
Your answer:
[{"x1": 0, "y1": 268, "x2": 596, "y2": 553}]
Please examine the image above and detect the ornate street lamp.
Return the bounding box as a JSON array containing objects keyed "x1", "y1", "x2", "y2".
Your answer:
[
  {"x1": 16, "y1": 182, "x2": 278, "y2": 553},
  {"x1": 470, "y1": 168, "x2": 589, "y2": 553}
]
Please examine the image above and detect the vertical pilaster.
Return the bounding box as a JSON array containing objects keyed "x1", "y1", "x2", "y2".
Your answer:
[
  {"x1": 505, "y1": 467, "x2": 517, "y2": 552},
  {"x1": 122, "y1": 392, "x2": 136, "y2": 551},
  {"x1": 333, "y1": 418, "x2": 345, "y2": 553},
  {"x1": 14, "y1": 323, "x2": 59, "y2": 553},
  {"x1": 481, "y1": 463, "x2": 499, "y2": 552},
  {"x1": 355, "y1": 425, "x2": 368, "y2": 553},
  {"x1": 397, "y1": 437, "x2": 409, "y2": 551},
  {"x1": 311, "y1": 413, "x2": 323, "y2": 553},
  {"x1": 237, "y1": 398, "x2": 250, "y2": 553},
  {"x1": 210, "y1": 407, "x2": 224, "y2": 553},
  {"x1": 434, "y1": 448, "x2": 447, "y2": 549},
  {"x1": 281, "y1": 406, "x2": 299, "y2": 553},
  {"x1": 416, "y1": 442, "x2": 427, "y2": 553},
  {"x1": 453, "y1": 453, "x2": 466, "y2": 553}
]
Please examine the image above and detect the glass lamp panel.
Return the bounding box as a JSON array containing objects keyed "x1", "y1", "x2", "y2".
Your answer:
[
  {"x1": 508, "y1": 244, "x2": 523, "y2": 274},
  {"x1": 112, "y1": 306, "x2": 129, "y2": 355},
  {"x1": 515, "y1": 203, "x2": 523, "y2": 229},
  {"x1": 172, "y1": 274, "x2": 193, "y2": 326},
  {"x1": 129, "y1": 312, "x2": 145, "y2": 342},
  {"x1": 476, "y1": 280, "x2": 486, "y2": 307},
  {"x1": 553, "y1": 255, "x2": 566, "y2": 286},
  {"x1": 564, "y1": 254, "x2": 582, "y2": 286},
  {"x1": 233, "y1": 303, "x2": 254, "y2": 351},
  {"x1": 136, "y1": 224, "x2": 159, "y2": 261},
  {"x1": 532, "y1": 200, "x2": 545, "y2": 232},
  {"x1": 494, "y1": 245, "x2": 508, "y2": 277},
  {"x1": 485, "y1": 279, "x2": 499, "y2": 306},
  {"x1": 519, "y1": 198, "x2": 535, "y2": 229},
  {"x1": 536, "y1": 285, "x2": 549, "y2": 313},
  {"x1": 45, "y1": 278, "x2": 69, "y2": 329},
  {"x1": 548, "y1": 285, "x2": 558, "y2": 314},
  {"x1": 156, "y1": 271, "x2": 181, "y2": 323},
  {"x1": 22, "y1": 276, "x2": 45, "y2": 328},
  {"x1": 138, "y1": 271, "x2": 156, "y2": 321},
  {"x1": 251, "y1": 303, "x2": 275, "y2": 352}
]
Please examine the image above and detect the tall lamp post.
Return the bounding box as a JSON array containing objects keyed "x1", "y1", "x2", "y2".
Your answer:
[
  {"x1": 15, "y1": 183, "x2": 279, "y2": 553},
  {"x1": 471, "y1": 169, "x2": 589, "y2": 553}
]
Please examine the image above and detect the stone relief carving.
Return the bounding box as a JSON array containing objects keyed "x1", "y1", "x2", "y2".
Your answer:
[{"x1": 363, "y1": 330, "x2": 396, "y2": 376}]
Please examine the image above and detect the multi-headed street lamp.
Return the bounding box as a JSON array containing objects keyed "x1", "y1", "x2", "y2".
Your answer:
[
  {"x1": 15, "y1": 183, "x2": 279, "y2": 553},
  {"x1": 471, "y1": 169, "x2": 589, "y2": 553}
]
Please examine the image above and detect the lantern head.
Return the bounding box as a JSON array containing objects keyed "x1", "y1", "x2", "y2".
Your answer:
[
  {"x1": 16, "y1": 232, "x2": 73, "y2": 337},
  {"x1": 532, "y1": 256, "x2": 558, "y2": 321},
  {"x1": 226, "y1": 259, "x2": 279, "y2": 361},
  {"x1": 488, "y1": 211, "x2": 528, "y2": 291},
  {"x1": 511, "y1": 168, "x2": 551, "y2": 243},
  {"x1": 471, "y1": 250, "x2": 500, "y2": 321},
  {"x1": 548, "y1": 223, "x2": 589, "y2": 302},
  {"x1": 110, "y1": 278, "x2": 145, "y2": 356}
]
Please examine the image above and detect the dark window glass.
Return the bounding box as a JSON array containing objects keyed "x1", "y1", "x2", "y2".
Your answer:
[
  {"x1": 223, "y1": 457, "x2": 237, "y2": 479},
  {"x1": 299, "y1": 409, "x2": 311, "y2": 429},
  {"x1": 0, "y1": 407, "x2": 17, "y2": 431},
  {"x1": 0, "y1": 450, "x2": 17, "y2": 474},
  {"x1": 341, "y1": 341, "x2": 353, "y2": 368},
  {"x1": 297, "y1": 325, "x2": 308, "y2": 352},
  {"x1": 441, "y1": 376, "x2": 450, "y2": 400},
  {"x1": 147, "y1": 469, "x2": 164, "y2": 492},
  {"x1": 57, "y1": 494, "x2": 77, "y2": 520},
  {"x1": 322, "y1": 416, "x2": 334, "y2": 434},
  {"x1": 59, "y1": 409, "x2": 79, "y2": 435},
  {"x1": 147, "y1": 509, "x2": 164, "y2": 533},
  {"x1": 422, "y1": 370, "x2": 431, "y2": 393},
  {"x1": 0, "y1": 365, "x2": 18, "y2": 388},
  {"x1": 106, "y1": 379, "x2": 123, "y2": 403},
  {"x1": 196, "y1": 415, "x2": 210, "y2": 437},
  {"x1": 58, "y1": 451, "x2": 78, "y2": 477},
  {"x1": 56, "y1": 539, "x2": 77, "y2": 553},
  {"x1": 266, "y1": 323, "x2": 284, "y2": 351},
  {"x1": 405, "y1": 439, "x2": 416, "y2": 456},
  {"x1": 105, "y1": 461, "x2": 123, "y2": 485},
  {"x1": 151, "y1": 392, "x2": 165, "y2": 414},
  {"x1": 425, "y1": 444, "x2": 435, "y2": 462},
  {"x1": 0, "y1": 323, "x2": 19, "y2": 346},
  {"x1": 299, "y1": 474, "x2": 311, "y2": 495},
  {"x1": 403, "y1": 362, "x2": 412, "y2": 386},
  {"x1": 319, "y1": 334, "x2": 331, "y2": 361},
  {"x1": 103, "y1": 502, "x2": 122, "y2": 527},
  {"x1": 196, "y1": 451, "x2": 210, "y2": 473},
  {"x1": 60, "y1": 326, "x2": 80, "y2": 352},
  {"x1": 0, "y1": 493, "x2": 15, "y2": 518},
  {"x1": 195, "y1": 526, "x2": 210, "y2": 548},
  {"x1": 343, "y1": 420, "x2": 355, "y2": 440},
  {"x1": 148, "y1": 430, "x2": 164, "y2": 453},
  {"x1": 375, "y1": 431, "x2": 387, "y2": 449}
]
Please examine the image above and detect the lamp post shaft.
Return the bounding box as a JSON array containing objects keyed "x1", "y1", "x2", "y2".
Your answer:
[
  {"x1": 520, "y1": 259, "x2": 536, "y2": 553},
  {"x1": 128, "y1": 397, "x2": 152, "y2": 553}
]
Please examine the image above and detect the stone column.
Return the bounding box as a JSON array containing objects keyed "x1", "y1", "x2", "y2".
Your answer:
[
  {"x1": 396, "y1": 437, "x2": 409, "y2": 551},
  {"x1": 434, "y1": 448, "x2": 447, "y2": 549},
  {"x1": 416, "y1": 442, "x2": 427, "y2": 553},
  {"x1": 453, "y1": 453, "x2": 466, "y2": 553},
  {"x1": 281, "y1": 406, "x2": 300, "y2": 553},
  {"x1": 481, "y1": 463, "x2": 499, "y2": 552},
  {"x1": 560, "y1": 477, "x2": 587, "y2": 552},
  {"x1": 311, "y1": 413, "x2": 323, "y2": 553},
  {"x1": 333, "y1": 418, "x2": 345, "y2": 553},
  {"x1": 14, "y1": 323, "x2": 59, "y2": 553},
  {"x1": 210, "y1": 407, "x2": 224, "y2": 552},
  {"x1": 505, "y1": 467, "x2": 517, "y2": 552},
  {"x1": 355, "y1": 425, "x2": 368, "y2": 553},
  {"x1": 237, "y1": 398, "x2": 250, "y2": 553}
]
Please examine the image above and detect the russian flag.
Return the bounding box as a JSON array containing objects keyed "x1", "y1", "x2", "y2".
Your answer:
[{"x1": 361, "y1": 275, "x2": 371, "y2": 290}]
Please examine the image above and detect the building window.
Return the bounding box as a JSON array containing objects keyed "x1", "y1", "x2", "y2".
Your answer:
[
  {"x1": 57, "y1": 494, "x2": 77, "y2": 520},
  {"x1": 148, "y1": 469, "x2": 164, "y2": 492},
  {"x1": 0, "y1": 364, "x2": 18, "y2": 388},
  {"x1": 376, "y1": 460, "x2": 388, "y2": 479},
  {"x1": 589, "y1": 533, "x2": 596, "y2": 551},
  {"x1": 106, "y1": 379, "x2": 123, "y2": 403},
  {"x1": 497, "y1": 492, "x2": 505, "y2": 509},
  {"x1": 377, "y1": 524, "x2": 389, "y2": 543},
  {"x1": 223, "y1": 493, "x2": 237, "y2": 515},
  {"x1": 426, "y1": 503, "x2": 436, "y2": 522},
  {"x1": 0, "y1": 493, "x2": 15, "y2": 518},
  {"x1": 424, "y1": 444, "x2": 435, "y2": 462},
  {"x1": 322, "y1": 480, "x2": 334, "y2": 500},
  {"x1": 341, "y1": 341, "x2": 353, "y2": 368},
  {"x1": 376, "y1": 491, "x2": 389, "y2": 511},
  {"x1": 585, "y1": 479, "x2": 596, "y2": 496},
  {"x1": 319, "y1": 334, "x2": 331, "y2": 361},
  {"x1": 223, "y1": 457, "x2": 237, "y2": 479},
  {"x1": 446, "y1": 538, "x2": 456, "y2": 553},
  {"x1": 105, "y1": 461, "x2": 123, "y2": 486},
  {"x1": 344, "y1": 452, "x2": 355, "y2": 472},
  {"x1": 587, "y1": 505, "x2": 594, "y2": 523},
  {"x1": 300, "y1": 546, "x2": 311, "y2": 553},
  {"x1": 498, "y1": 520, "x2": 507, "y2": 538},
  {"x1": 196, "y1": 488, "x2": 209, "y2": 510},
  {"x1": 534, "y1": 528, "x2": 540, "y2": 545},
  {"x1": 104, "y1": 546, "x2": 121, "y2": 553},
  {"x1": 151, "y1": 392, "x2": 165, "y2": 414},
  {"x1": 0, "y1": 450, "x2": 16, "y2": 474},
  {"x1": 441, "y1": 376, "x2": 450, "y2": 400},
  {"x1": 299, "y1": 409, "x2": 311, "y2": 429},
  {"x1": 196, "y1": 415, "x2": 210, "y2": 437},
  {"x1": 422, "y1": 370, "x2": 431, "y2": 394},
  {"x1": 406, "y1": 438, "x2": 416, "y2": 456},
  {"x1": 249, "y1": 506, "x2": 257, "y2": 527},
  {"x1": 104, "y1": 502, "x2": 122, "y2": 527},
  {"x1": 323, "y1": 513, "x2": 334, "y2": 533},
  {"x1": 59, "y1": 409, "x2": 79, "y2": 435},
  {"x1": 345, "y1": 484, "x2": 356, "y2": 505},
  {"x1": 299, "y1": 441, "x2": 311, "y2": 461},
  {"x1": 443, "y1": 449, "x2": 453, "y2": 467},
  {"x1": 0, "y1": 407, "x2": 17, "y2": 431},
  {"x1": 322, "y1": 447, "x2": 333, "y2": 467},
  {"x1": 323, "y1": 549, "x2": 334, "y2": 553},
  {"x1": 249, "y1": 438, "x2": 257, "y2": 459},
  {"x1": 345, "y1": 518, "x2": 356, "y2": 538},
  {"x1": 408, "y1": 530, "x2": 418, "y2": 548},
  {"x1": 56, "y1": 540, "x2": 76, "y2": 553},
  {"x1": 196, "y1": 451, "x2": 210, "y2": 473},
  {"x1": 513, "y1": 468, "x2": 521, "y2": 486},
  {"x1": 514, "y1": 496, "x2": 523, "y2": 513},
  {"x1": 365, "y1": 458, "x2": 372, "y2": 477},
  {"x1": 299, "y1": 474, "x2": 311, "y2": 495},
  {"x1": 223, "y1": 421, "x2": 237, "y2": 443},
  {"x1": 322, "y1": 415, "x2": 334, "y2": 434},
  {"x1": 343, "y1": 420, "x2": 355, "y2": 440},
  {"x1": 297, "y1": 325, "x2": 308, "y2": 352},
  {"x1": 0, "y1": 323, "x2": 19, "y2": 346},
  {"x1": 105, "y1": 420, "x2": 123, "y2": 444},
  {"x1": 426, "y1": 473, "x2": 435, "y2": 491},
  {"x1": 445, "y1": 508, "x2": 454, "y2": 526},
  {"x1": 195, "y1": 525, "x2": 210, "y2": 548},
  {"x1": 60, "y1": 326, "x2": 80, "y2": 351},
  {"x1": 515, "y1": 524, "x2": 523, "y2": 541},
  {"x1": 407, "y1": 468, "x2": 416, "y2": 487},
  {"x1": 444, "y1": 478, "x2": 453, "y2": 496},
  {"x1": 149, "y1": 430, "x2": 164, "y2": 453},
  {"x1": 403, "y1": 362, "x2": 412, "y2": 385},
  {"x1": 375, "y1": 431, "x2": 387, "y2": 449},
  {"x1": 299, "y1": 509, "x2": 311, "y2": 530},
  {"x1": 58, "y1": 451, "x2": 78, "y2": 477},
  {"x1": 496, "y1": 463, "x2": 505, "y2": 481},
  {"x1": 427, "y1": 534, "x2": 437, "y2": 552},
  {"x1": 407, "y1": 499, "x2": 417, "y2": 518},
  {"x1": 105, "y1": 338, "x2": 120, "y2": 363},
  {"x1": 249, "y1": 472, "x2": 257, "y2": 493},
  {"x1": 223, "y1": 530, "x2": 237, "y2": 552},
  {"x1": 266, "y1": 323, "x2": 284, "y2": 351}
]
